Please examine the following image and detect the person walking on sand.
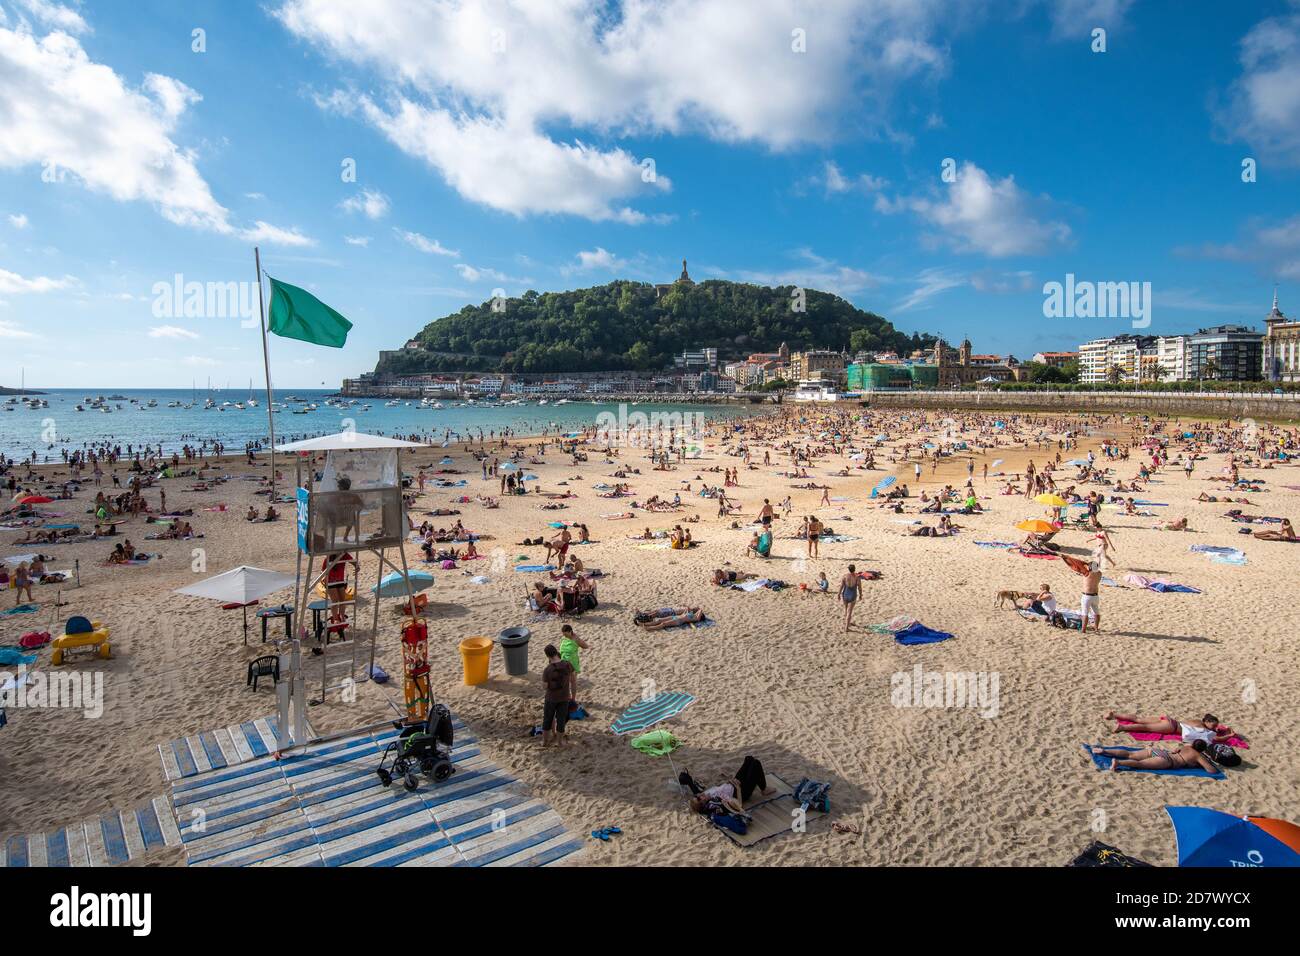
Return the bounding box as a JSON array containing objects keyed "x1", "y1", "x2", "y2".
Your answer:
[
  {"x1": 1080, "y1": 564, "x2": 1102, "y2": 633},
  {"x1": 839, "y1": 564, "x2": 862, "y2": 632},
  {"x1": 540, "y1": 644, "x2": 574, "y2": 748}
]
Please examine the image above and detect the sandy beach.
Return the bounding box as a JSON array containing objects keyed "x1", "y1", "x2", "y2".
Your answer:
[{"x1": 2, "y1": 406, "x2": 1298, "y2": 867}]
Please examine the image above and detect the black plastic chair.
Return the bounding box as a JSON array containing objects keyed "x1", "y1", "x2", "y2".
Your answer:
[{"x1": 247, "y1": 655, "x2": 279, "y2": 690}]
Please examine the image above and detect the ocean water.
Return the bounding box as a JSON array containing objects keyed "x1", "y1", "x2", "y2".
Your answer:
[{"x1": 0, "y1": 388, "x2": 758, "y2": 461}]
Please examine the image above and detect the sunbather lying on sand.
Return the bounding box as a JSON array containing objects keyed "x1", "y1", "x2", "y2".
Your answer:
[
  {"x1": 1253, "y1": 518, "x2": 1295, "y2": 540},
  {"x1": 634, "y1": 606, "x2": 706, "y2": 629},
  {"x1": 1091, "y1": 741, "x2": 1222, "y2": 773},
  {"x1": 1103, "y1": 711, "x2": 1235, "y2": 744},
  {"x1": 681, "y1": 756, "x2": 776, "y2": 814}
]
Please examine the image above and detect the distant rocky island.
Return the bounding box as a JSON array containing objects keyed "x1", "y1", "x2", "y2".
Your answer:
[{"x1": 0, "y1": 385, "x2": 46, "y2": 395}]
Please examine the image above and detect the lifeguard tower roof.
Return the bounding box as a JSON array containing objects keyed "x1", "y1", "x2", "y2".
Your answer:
[{"x1": 275, "y1": 431, "x2": 425, "y2": 452}]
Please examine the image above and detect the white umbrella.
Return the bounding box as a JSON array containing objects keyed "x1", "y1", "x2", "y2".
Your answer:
[{"x1": 175, "y1": 566, "x2": 296, "y2": 644}]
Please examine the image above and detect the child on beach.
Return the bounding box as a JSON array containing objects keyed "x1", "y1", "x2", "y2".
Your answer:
[{"x1": 558, "y1": 623, "x2": 589, "y2": 707}]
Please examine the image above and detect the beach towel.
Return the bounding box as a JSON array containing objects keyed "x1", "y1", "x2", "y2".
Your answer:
[
  {"x1": 868, "y1": 615, "x2": 919, "y2": 634},
  {"x1": 1146, "y1": 582, "x2": 1201, "y2": 593},
  {"x1": 893, "y1": 622, "x2": 954, "y2": 645},
  {"x1": 974, "y1": 541, "x2": 1018, "y2": 549},
  {"x1": 733, "y1": 578, "x2": 769, "y2": 592},
  {"x1": 610, "y1": 692, "x2": 695, "y2": 735},
  {"x1": 1, "y1": 604, "x2": 39, "y2": 616},
  {"x1": 1116, "y1": 720, "x2": 1249, "y2": 750},
  {"x1": 711, "y1": 773, "x2": 829, "y2": 848},
  {"x1": 1067, "y1": 840, "x2": 1152, "y2": 868},
  {"x1": 630, "y1": 729, "x2": 680, "y2": 756},
  {"x1": 1082, "y1": 744, "x2": 1224, "y2": 779},
  {"x1": 513, "y1": 564, "x2": 556, "y2": 572},
  {"x1": 0, "y1": 648, "x2": 36, "y2": 666}
]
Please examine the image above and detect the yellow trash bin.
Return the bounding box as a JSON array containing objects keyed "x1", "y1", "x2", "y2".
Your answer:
[{"x1": 459, "y1": 636, "x2": 493, "y2": 686}]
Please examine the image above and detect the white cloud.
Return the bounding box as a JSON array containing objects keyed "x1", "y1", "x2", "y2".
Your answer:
[
  {"x1": 395, "y1": 228, "x2": 458, "y2": 257},
  {"x1": 239, "y1": 220, "x2": 316, "y2": 247},
  {"x1": 343, "y1": 235, "x2": 371, "y2": 246},
  {"x1": 454, "y1": 262, "x2": 509, "y2": 283},
  {"x1": 7, "y1": 212, "x2": 28, "y2": 228},
  {"x1": 894, "y1": 268, "x2": 966, "y2": 311},
  {"x1": 11, "y1": 0, "x2": 89, "y2": 34},
  {"x1": 339, "y1": 187, "x2": 390, "y2": 219},
  {"x1": 882, "y1": 161, "x2": 1071, "y2": 257},
  {"x1": 148, "y1": 324, "x2": 199, "y2": 339},
  {"x1": 0, "y1": 318, "x2": 38, "y2": 339},
  {"x1": 1186, "y1": 213, "x2": 1300, "y2": 281},
  {"x1": 1043, "y1": 0, "x2": 1134, "y2": 40},
  {"x1": 0, "y1": 19, "x2": 312, "y2": 242},
  {"x1": 182, "y1": 354, "x2": 220, "y2": 367},
  {"x1": 1216, "y1": 8, "x2": 1300, "y2": 165},
  {"x1": 728, "y1": 249, "x2": 881, "y2": 297},
  {"x1": 815, "y1": 160, "x2": 887, "y2": 196},
  {"x1": 0, "y1": 267, "x2": 74, "y2": 293},
  {"x1": 245, "y1": 192, "x2": 266, "y2": 200},
  {"x1": 566, "y1": 247, "x2": 627, "y2": 274},
  {"x1": 278, "y1": 0, "x2": 958, "y2": 220}
]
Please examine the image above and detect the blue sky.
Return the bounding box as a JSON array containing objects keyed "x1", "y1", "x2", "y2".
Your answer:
[{"x1": 2, "y1": 0, "x2": 1299, "y2": 388}]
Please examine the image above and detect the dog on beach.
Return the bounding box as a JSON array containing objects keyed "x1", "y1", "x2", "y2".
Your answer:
[{"x1": 994, "y1": 589, "x2": 1031, "y2": 608}]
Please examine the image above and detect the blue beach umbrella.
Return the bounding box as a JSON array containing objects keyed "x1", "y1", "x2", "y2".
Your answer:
[
  {"x1": 372, "y1": 570, "x2": 435, "y2": 597},
  {"x1": 1165, "y1": 807, "x2": 1300, "y2": 867}
]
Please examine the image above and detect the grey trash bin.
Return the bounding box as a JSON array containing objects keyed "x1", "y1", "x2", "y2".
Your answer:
[{"x1": 497, "y1": 626, "x2": 531, "y2": 676}]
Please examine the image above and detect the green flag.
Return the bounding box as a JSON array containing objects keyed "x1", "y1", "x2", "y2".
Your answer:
[{"x1": 266, "y1": 276, "x2": 353, "y2": 348}]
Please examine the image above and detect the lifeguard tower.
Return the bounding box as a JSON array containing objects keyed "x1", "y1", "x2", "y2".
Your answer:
[{"x1": 273, "y1": 431, "x2": 426, "y2": 745}]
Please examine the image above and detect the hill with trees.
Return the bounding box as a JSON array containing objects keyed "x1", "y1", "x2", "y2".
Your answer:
[{"x1": 375, "y1": 279, "x2": 935, "y2": 376}]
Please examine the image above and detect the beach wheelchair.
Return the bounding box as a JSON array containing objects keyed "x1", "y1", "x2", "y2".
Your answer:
[
  {"x1": 375, "y1": 704, "x2": 455, "y2": 792},
  {"x1": 51, "y1": 616, "x2": 111, "y2": 665}
]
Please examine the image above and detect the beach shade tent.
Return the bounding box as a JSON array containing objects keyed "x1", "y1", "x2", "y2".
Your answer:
[
  {"x1": 1165, "y1": 807, "x2": 1300, "y2": 867},
  {"x1": 499, "y1": 462, "x2": 519, "y2": 471},
  {"x1": 870, "y1": 475, "x2": 897, "y2": 498},
  {"x1": 175, "y1": 565, "x2": 296, "y2": 643},
  {"x1": 16, "y1": 495, "x2": 53, "y2": 504},
  {"x1": 1015, "y1": 519, "x2": 1056, "y2": 534},
  {"x1": 610, "y1": 692, "x2": 696, "y2": 735},
  {"x1": 372, "y1": 570, "x2": 434, "y2": 598},
  {"x1": 1034, "y1": 493, "x2": 1069, "y2": 507}
]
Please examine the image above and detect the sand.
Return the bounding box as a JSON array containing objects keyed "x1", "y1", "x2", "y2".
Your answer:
[{"x1": 2, "y1": 407, "x2": 1297, "y2": 866}]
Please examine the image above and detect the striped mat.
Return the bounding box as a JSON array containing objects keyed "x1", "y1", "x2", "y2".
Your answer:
[
  {"x1": 159, "y1": 714, "x2": 313, "y2": 781},
  {"x1": 171, "y1": 719, "x2": 584, "y2": 867},
  {"x1": 610, "y1": 692, "x2": 695, "y2": 735},
  {"x1": 1, "y1": 796, "x2": 180, "y2": 867}
]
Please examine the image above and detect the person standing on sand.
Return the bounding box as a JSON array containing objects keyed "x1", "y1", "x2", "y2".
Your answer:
[
  {"x1": 558, "y1": 623, "x2": 588, "y2": 708},
  {"x1": 540, "y1": 644, "x2": 574, "y2": 748},
  {"x1": 1080, "y1": 564, "x2": 1102, "y2": 633},
  {"x1": 807, "y1": 515, "x2": 823, "y2": 558},
  {"x1": 839, "y1": 564, "x2": 862, "y2": 631}
]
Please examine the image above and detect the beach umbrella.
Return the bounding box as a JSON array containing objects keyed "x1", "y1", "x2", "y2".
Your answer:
[
  {"x1": 17, "y1": 495, "x2": 53, "y2": 504},
  {"x1": 1034, "y1": 493, "x2": 1069, "y2": 507},
  {"x1": 372, "y1": 570, "x2": 434, "y2": 598},
  {"x1": 1015, "y1": 519, "x2": 1055, "y2": 534},
  {"x1": 610, "y1": 692, "x2": 696, "y2": 735},
  {"x1": 500, "y1": 462, "x2": 519, "y2": 471},
  {"x1": 175, "y1": 566, "x2": 296, "y2": 644},
  {"x1": 1165, "y1": 807, "x2": 1300, "y2": 867}
]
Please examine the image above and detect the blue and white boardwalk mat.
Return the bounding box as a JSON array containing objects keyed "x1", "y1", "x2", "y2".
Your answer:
[
  {"x1": 171, "y1": 719, "x2": 584, "y2": 867},
  {"x1": 159, "y1": 714, "x2": 313, "y2": 781},
  {"x1": 1, "y1": 796, "x2": 180, "y2": 867}
]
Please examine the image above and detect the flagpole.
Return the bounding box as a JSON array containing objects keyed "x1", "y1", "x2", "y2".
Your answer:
[{"x1": 254, "y1": 247, "x2": 277, "y2": 499}]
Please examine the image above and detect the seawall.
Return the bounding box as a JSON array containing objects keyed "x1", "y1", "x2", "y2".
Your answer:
[{"x1": 856, "y1": 390, "x2": 1300, "y2": 421}]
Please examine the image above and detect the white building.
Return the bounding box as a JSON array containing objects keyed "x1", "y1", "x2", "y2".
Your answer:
[
  {"x1": 1078, "y1": 338, "x2": 1114, "y2": 384},
  {"x1": 1156, "y1": 336, "x2": 1188, "y2": 381}
]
